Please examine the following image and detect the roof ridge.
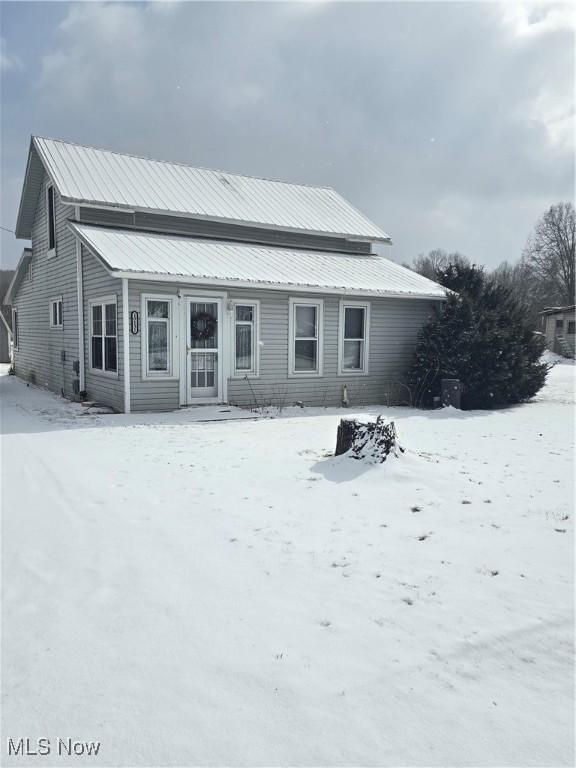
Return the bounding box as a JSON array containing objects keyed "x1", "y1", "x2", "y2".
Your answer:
[{"x1": 32, "y1": 135, "x2": 338, "y2": 193}]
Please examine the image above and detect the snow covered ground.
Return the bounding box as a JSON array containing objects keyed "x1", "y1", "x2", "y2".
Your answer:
[{"x1": 1, "y1": 361, "x2": 574, "y2": 767}]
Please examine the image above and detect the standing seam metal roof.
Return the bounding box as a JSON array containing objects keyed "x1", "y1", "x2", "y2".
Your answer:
[
  {"x1": 31, "y1": 136, "x2": 390, "y2": 241},
  {"x1": 70, "y1": 223, "x2": 445, "y2": 299}
]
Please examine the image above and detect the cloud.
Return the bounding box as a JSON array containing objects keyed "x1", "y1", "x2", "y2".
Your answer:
[
  {"x1": 0, "y1": 37, "x2": 22, "y2": 72},
  {"x1": 2, "y1": 1, "x2": 573, "y2": 269}
]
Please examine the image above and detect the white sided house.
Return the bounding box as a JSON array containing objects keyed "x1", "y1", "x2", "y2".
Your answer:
[{"x1": 7, "y1": 137, "x2": 445, "y2": 413}]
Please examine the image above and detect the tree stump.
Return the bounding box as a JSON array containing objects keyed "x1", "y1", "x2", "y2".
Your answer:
[{"x1": 335, "y1": 416, "x2": 404, "y2": 463}]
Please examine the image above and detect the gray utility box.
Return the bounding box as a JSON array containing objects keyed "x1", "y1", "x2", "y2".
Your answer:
[{"x1": 441, "y1": 379, "x2": 464, "y2": 409}]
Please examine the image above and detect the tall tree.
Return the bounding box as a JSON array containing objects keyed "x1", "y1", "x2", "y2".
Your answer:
[
  {"x1": 411, "y1": 249, "x2": 470, "y2": 281},
  {"x1": 523, "y1": 202, "x2": 575, "y2": 306}
]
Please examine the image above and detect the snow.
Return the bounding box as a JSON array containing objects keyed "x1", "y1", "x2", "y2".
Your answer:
[{"x1": 1, "y1": 364, "x2": 573, "y2": 766}]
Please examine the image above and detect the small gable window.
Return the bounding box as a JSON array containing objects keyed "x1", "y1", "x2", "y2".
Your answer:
[
  {"x1": 12, "y1": 308, "x2": 19, "y2": 350},
  {"x1": 49, "y1": 297, "x2": 63, "y2": 328},
  {"x1": 47, "y1": 185, "x2": 56, "y2": 253}
]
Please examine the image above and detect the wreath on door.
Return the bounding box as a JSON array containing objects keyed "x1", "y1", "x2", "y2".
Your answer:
[{"x1": 190, "y1": 311, "x2": 217, "y2": 341}]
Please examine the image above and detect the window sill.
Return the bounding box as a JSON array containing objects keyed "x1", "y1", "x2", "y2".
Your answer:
[
  {"x1": 231, "y1": 372, "x2": 259, "y2": 379},
  {"x1": 47, "y1": 248, "x2": 56, "y2": 259},
  {"x1": 141, "y1": 375, "x2": 179, "y2": 382},
  {"x1": 50, "y1": 326, "x2": 63, "y2": 331},
  {"x1": 338, "y1": 369, "x2": 370, "y2": 377},
  {"x1": 88, "y1": 368, "x2": 119, "y2": 380},
  {"x1": 288, "y1": 371, "x2": 324, "y2": 378}
]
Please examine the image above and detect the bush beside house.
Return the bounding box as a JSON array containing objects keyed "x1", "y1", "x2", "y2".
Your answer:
[{"x1": 407, "y1": 264, "x2": 548, "y2": 409}]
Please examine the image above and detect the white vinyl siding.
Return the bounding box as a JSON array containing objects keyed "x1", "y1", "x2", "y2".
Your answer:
[
  {"x1": 288, "y1": 298, "x2": 324, "y2": 377},
  {"x1": 339, "y1": 301, "x2": 370, "y2": 375},
  {"x1": 141, "y1": 294, "x2": 178, "y2": 380}
]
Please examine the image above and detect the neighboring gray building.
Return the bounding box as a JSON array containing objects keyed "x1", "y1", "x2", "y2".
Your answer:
[
  {"x1": 6, "y1": 136, "x2": 445, "y2": 413},
  {"x1": 0, "y1": 305, "x2": 12, "y2": 363},
  {"x1": 540, "y1": 306, "x2": 576, "y2": 358}
]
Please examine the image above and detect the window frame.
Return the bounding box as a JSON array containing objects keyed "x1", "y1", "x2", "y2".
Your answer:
[
  {"x1": 231, "y1": 300, "x2": 260, "y2": 378},
  {"x1": 338, "y1": 300, "x2": 370, "y2": 376},
  {"x1": 567, "y1": 321, "x2": 575, "y2": 335},
  {"x1": 141, "y1": 294, "x2": 179, "y2": 380},
  {"x1": 46, "y1": 184, "x2": 56, "y2": 257},
  {"x1": 49, "y1": 296, "x2": 63, "y2": 329},
  {"x1": 12, "y1": 308, "x2": 19, "y2": 350},
  {"x1": 288, "y1": 297, "x2": 324, "y2": 377},
  {"x1": 89, "y1": 295, "x2": 119, "y2": 378}
]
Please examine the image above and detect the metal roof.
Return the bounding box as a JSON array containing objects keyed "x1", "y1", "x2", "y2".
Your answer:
[
  {"x1": 70, "y1": 223, "x2": 445, "y2": 299},
  {"x1": 20, "y1": 136, "x2": 391, "y2": 242},
  {"x1": 539, "y1": 305, "x2": 575, "y2": 315}
]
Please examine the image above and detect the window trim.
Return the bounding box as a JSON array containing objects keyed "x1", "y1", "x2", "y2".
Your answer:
[
  {"x1": 88, "y1": 294, "x2": 119, "y2": 379},
  {"x1": 12, "y1": 308, "x2": 19, "y2": 350},
  {"x1": 46, "y1": 184, "x2": 56, "y2": 258},
  {"x1": 49, "y1": 296, "x2": 63, "y2": 329},
  {"x1": 288, "y1": 297, "x2": 324, "y2": 377},
  {"x1": 338, "y1": 300, "x2": 370, "y2": 376},
  {"x1": 141, "y1": 293, "x2": 179, "y2": 380},
  {"x1": 230, "y1": 300, "x2": 260, "y2": 378}
]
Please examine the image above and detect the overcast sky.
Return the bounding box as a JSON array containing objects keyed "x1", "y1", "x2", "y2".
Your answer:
[{"x1": 0, "y1": 1, "x2": 573, "y2": 269}]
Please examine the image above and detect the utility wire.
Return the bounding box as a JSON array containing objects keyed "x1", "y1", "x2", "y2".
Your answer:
[{"x1": 0, "y1": 225, "x2": 15, "y2": 234}]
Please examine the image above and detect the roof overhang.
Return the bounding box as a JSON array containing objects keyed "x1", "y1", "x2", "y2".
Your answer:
[
  {"x1": 64, "y1": 200, "x2": 392, "y2": 245},
  {"x1": 15, "y1": 137, "x2": 53, "y2": 239},
  {"x1": 4, "y1": 248, "x2": 32, "y2": 304}
]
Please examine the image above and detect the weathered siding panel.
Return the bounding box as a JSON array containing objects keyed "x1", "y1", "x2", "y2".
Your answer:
[
  {"x1": 125, "y1": 279, "x2": 437, "y2": 412},
  {"x1": 12, "y1": 172, "x2": 80, "y2": 396},
  {"x1": 78, "y1": 207, "x2": 372, "y2": 255},
  {"x1": 81, "y1": 246, "x2": 124, "y2": 411},
  {"x1": 127, "y1": 280, "x2": 180, "y2": 412},
  {"x1": 227, "y1": 291, "x2": 437, "y2": 408}
]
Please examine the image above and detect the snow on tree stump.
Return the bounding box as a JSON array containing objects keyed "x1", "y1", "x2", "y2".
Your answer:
[{"x1": 334, "y1": 416, "x2": 404, "y2": 463}]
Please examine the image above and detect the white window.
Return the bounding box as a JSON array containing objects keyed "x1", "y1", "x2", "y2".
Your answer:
[
  {"x1": 49, "y1": 297, "x2": 63, "y2": 328},
  {"x1": 141, "y1": 295, "x2": 178, "y2": 379},
  {"x1": 339, "y1": 301, "x2": 370, "y2": 374},
  {"x1": 289, "y1": 298, "x2": 323, "y2": 376},
  {"x1": 232, "y1": 302, "x2": 259, "y2": 377},
  {"x1": 12, "y1": 308, "x2": 19, "y2": 350},
  {"x1": 90, "y1": 296, "x2": 117, "y2": 375},
  {"x1": 47, "y1": 185, "x2": 56, "y2": 255}
]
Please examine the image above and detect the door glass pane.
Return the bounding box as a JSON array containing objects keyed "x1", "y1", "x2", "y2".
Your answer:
[
  {"x1": 104, "y1": 337, "x2": 117, "y2": 371},
  {"x1": 344, "y1": 340, "x2": 363, "y2": 370},
  {"x1": 105, "y1": 303, "x2": 116, "y2": 336},
  {"x1": 92, "y1": 337, "x2": 103, "y2": 369},
  {"x1": 148, "y1": 321, "x2": 168, "y2": 371},
  {"x1": 148, "y1": 300, "x2": 169, "y2": 319},
  {"x1": 92, "y1": 305, "x2": 102, "y2": 336},
  {"x1": 344, "y1": 307, "x2": 365, "y2": 339},
  {"x1": 191, "y1": 302, "x2": 217, "y2": 349},
  {"x1": 295, "y1": 305, "x2": 316, "y2": 338},
  {"x1": 295, "y1": 339, "x2": 317, "y2": 371},
  {"x1": 235, "y1": 324, "x2": 252, "y2": 370}
]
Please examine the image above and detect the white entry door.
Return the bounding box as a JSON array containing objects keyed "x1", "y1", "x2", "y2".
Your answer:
[{"x1": 187, "y1": 298, "x2": 223, "y2": 403}]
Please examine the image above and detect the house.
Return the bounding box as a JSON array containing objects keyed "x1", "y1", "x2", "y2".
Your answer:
[
  {"x1": 5, "y1": 136, "x2": 445, "y2": 413},
  {"x1": 540, "y1": 305, "x2": 576, "y2": 358}
]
